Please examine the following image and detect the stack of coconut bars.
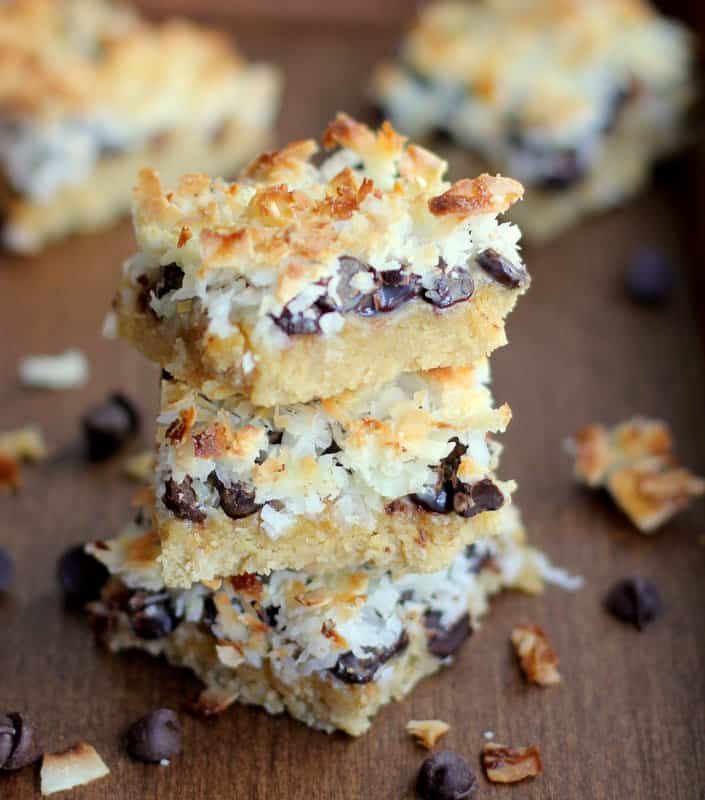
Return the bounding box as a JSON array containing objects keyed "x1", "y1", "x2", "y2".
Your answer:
[{"x1": 88, "y1": 114, "x2": 557, "y2": 735}]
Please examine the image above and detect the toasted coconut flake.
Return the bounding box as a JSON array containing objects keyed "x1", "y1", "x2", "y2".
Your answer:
[
  {"x1": 18, "y1": 349, "x2": 89, "y2": 391},
  {"x1": 0, "y1": 425, "x2": 48, "y2": 463},
  {"x1": 571, "y1": 417, "x2": 704, "y2": 532},
  {"x1": 121, "y1": 450, "x2": 155, "y2": 484},
  {"x1": 215, "y1": 643, "x2": 245, "y2": 669},
  {"x1": 188, "y1": 685, "x2": 239, "y2": 717},
  {"x1": 482, "y1": 742, "x2": 542, "y2": 784},
  {"x1": 511, "y1": 624, "x2": 561, "y2": 687},
  {"x1": 406, "y1": 719, "x2": 450, "y2": 749},
  {"x1": 201, "y1": 578, "x2": 223, "y2": 592},
  {"x1": 41, "y1": 742, "x2": 109, "y2": 795},
  {"x1": 295, "y1": 587, "x2": 334, "y2": 608}
]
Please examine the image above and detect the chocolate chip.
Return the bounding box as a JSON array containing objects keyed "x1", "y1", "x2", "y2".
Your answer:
[
  {"x1": 271, "y1": 305, "x2": 323, "y2": 336},
  {"x1": 624, "y1": 249, "x2": 674, "y2": 306},
  {"x1": 416, "y1": 750, "x2": 477, "y2": 800},
  {"x1": 160, "y1": 369, "x2": 174, "y2": 382},
  {"x1": 423, "y1": 266, "x2": 474, "y2": 309},
  {"x1": 424, "y1": 612, "x2": 471, "y2": 658},
  {"x1": 213, "y1": 476, "x2": 260, "y2": 520},
  {"x1": 127, "y1": 591, "x2": 178, "y2": 640},
  {"x1": 126, "y1": 709, "x2": 182, "y2": 763},
  {"x1": 162, "y1": 477, "x2": 206, "y2": 523},
  {"x1": 0, "y1": 547, "x2": 14, "y2": 592},
  {"x1": 360, "y1": 270, "x2": 423, "y2": 315},
  {"x1": 477, "y1": 248, "x2": 526, "y2": 289},
  {"x1": 453, "y1": 479, "x2": 504, "y2": 518},
  {"x1": 82, "y1": 392, "x2": 140, "y2": 461},
  {"x1": 330, "y1": 630, "x2": 409, "y2": 684},
  {"x1": 605, "y1": 578, "x2": 662, "y2": 630},
  {"x1": 154, "y1": 264, "x2": 185, "y2": 299},
  {"x1": 57, "y1": 545, "x2": 109, "y2": 606},
  {"x1": 536, "y1": 148, "x2": 586, "y2": 190},
  {"x1": 263, "y1": 604, "x2": 279, "y2": 628},
  {"x1": 200, "y1": 596, "x2": 217, "y2": 631},
  {"x1": 0, "y1": 713, "x2": 42, "y2": 771},
  {"x1": 336, "y1": 256, "x2": 373, "y2": 312}
]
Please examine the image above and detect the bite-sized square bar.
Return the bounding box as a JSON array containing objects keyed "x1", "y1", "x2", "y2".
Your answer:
[
  {"x1": 0, "y1": 0, "x2": 281, "y2": 253},
  {"x1": 372, "y1": 0, "x2": 695, "y2": 241},
  {"x1": 156, "y1": 360, "x2": 514, "y2": 586},
  {"x1": 571, "y1": 417, "x2": 704, "y2": 532},
  {"x1": 111, "y1": 113, "x2": 529, "y2": 406},
  {"x1": 87, "y1": 504, "x2": 552, "y2": 736}
]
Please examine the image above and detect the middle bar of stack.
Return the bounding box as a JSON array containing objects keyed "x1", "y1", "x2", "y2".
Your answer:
[{"x1": 97, "y1": 114, "x2": 534, "y2": 734}]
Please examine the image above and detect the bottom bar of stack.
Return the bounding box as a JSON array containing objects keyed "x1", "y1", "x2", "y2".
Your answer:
[{"x1": 86, "y1": 505, "x2": 551, "y2": 736}]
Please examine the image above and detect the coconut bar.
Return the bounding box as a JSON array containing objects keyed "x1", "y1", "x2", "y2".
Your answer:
[
  {"x1": 155, "y1": 360, "x2": 514, "y2": 586},
  {"x1": 0, "y1": 0, "x2": 281, "y2": 253},
  {"x1": 111, "y1": 113, "x2": 529, "y2": 406},
  {"x1": 87, "y1": 504, "x2": 548, "y2": 736},
  {"x1": 372, "y1": 0, "x2": 694, "y2": 241}
]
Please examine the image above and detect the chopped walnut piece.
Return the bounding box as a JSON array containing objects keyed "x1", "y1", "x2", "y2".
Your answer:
[
  {"x1": 0, "y1": 425, "x2": 48, "y2": 462},
  {"x1": 121, "y1": 450, "x2": 155, "y2": 484},
  {"x1": 482, "y1": 742, "x2": 542, "y2": 784},
  {"x1": 40, "y1": 742, "x2": 109, "y2": 795},
  {"x1": 511, "y1": 624, "x2": 561, "y2": 687},
  {"x1": 406, "y1": 719, "x2": 450, "y2": 749},
  {"x1": 571, "y1": 417, "x2": 704, "y2": 532}
]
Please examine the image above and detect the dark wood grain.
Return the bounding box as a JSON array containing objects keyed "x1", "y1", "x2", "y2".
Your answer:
[{"x1": 1, "y1": 10, "x2": 705, "y2": 800}]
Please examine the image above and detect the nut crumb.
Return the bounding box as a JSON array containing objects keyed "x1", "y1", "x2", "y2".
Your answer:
[
  {"x1": 121, "y1": 450, "x2": 155, "y2": 484},
  {"x1": 0, "y1": 425, "x2": 48, "y2": 463},
  {"x1": 511, "y1": 624, "x2": 561, "y2": 686},
  {"x1": 571, "y1": 417, "x2": 704, "y2": 532},
  {"x1": 41, "y1": 742, "x2": 109, "y2": 795},
  {"x1": 482, "y1": 742, "x2": 542, "y2": 784},
  {"x1": 405, "y1": 719, "x2": 450, "y2": 749}
]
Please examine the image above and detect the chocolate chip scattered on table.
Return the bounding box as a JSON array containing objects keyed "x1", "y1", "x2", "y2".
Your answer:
[
  {"x1": 416, "y1": 750, "x2": 477, "y2": 800},
  {"x1": 125, "y1": 709, "x2": 182, "y2": 764},
  {"x1": 605, "y1": 578, "x2": 662, "y2": 630},
  {"x1": 82, "y1": 392, "x2": 140, "y2": 462}
]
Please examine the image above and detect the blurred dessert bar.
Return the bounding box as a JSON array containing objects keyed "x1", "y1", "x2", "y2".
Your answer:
[
  {"x1": 87, "y1": 503, "x2": 549, "y2": 736},
  {"x1": 0, "y1": 0, "x2": 281, "y2": 253},
  {"x1": 155, "y1": 361, "x2": 513, "y2": 585},
  {"x1": 572, "y1": 417, "x2": 704, "y2": 532},
  {"x1": 372, "y1": 0, "x2": 695, "y2": 241},
  {"x1": 111, "y1": 114, "x2": 529, "y2": 406}
]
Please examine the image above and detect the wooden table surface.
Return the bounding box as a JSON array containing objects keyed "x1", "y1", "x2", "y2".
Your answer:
[{"x1": 1, "y1": 8, "x2": 705, "y2": 800}]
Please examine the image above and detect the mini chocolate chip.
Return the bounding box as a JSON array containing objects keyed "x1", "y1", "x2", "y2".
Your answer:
[
  {"x1": 162, "y1": 477, "x2": 206, "y2": 523},
  {"x1": 57, "y1": 545, "x2": 109, "y2": 606},
  {"x1": 267, "y1": 429, "x2": 283, "y2": 446},
  {"x1": 416, "y1": 750, "x2": 477, "y2": 800},
  {"x1": 271, "y1": 305, "x2": 322, "y2": 335},
  {"x1": 127, "y1": 591, "x2": 178, "y2": 640},
  {"x1": 82, "y1": 392, "x2": 140, "y2": 461},
  {"x1": 154, "y1": 264, "x2": 184, "y2": 299},
  {"x1": 424, "y1": 612, "x2": 471, "y2": 658},
  {"x1": 126, "y1": 709, "x2": 182, "y2": 763},
  {"x1": 605, "y1": 578, "x2": 662, "y2": 630},
  {"x1": 213, "y1": 476, "x2": 260, "y2": 520},
  {"x1": 624, "y1": 249, "x2": 674, "y2": 306},
  {"x1": 331, "y1": 630, "x2": 409, "y2": 684},
  {"x1": 477, "y1": 248, "x2": 526, "y2": 289},
  {"x1": 423, "y1": 267, "x2": 474, "y2": 309},
  {"x1": 0, "y1": 547, "x2": 14, "y2": 592},
  {"x1": 0, "y1": 713, "x2": 42, "y2": 771},
  {"x1": 160, "y1": 369, "x2": 174, "y2": 382}
]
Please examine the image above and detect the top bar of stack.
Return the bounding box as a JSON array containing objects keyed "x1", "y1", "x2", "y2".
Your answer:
[{"x1": 112, "y1": 114, "x2": 529, "y2": 407}]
